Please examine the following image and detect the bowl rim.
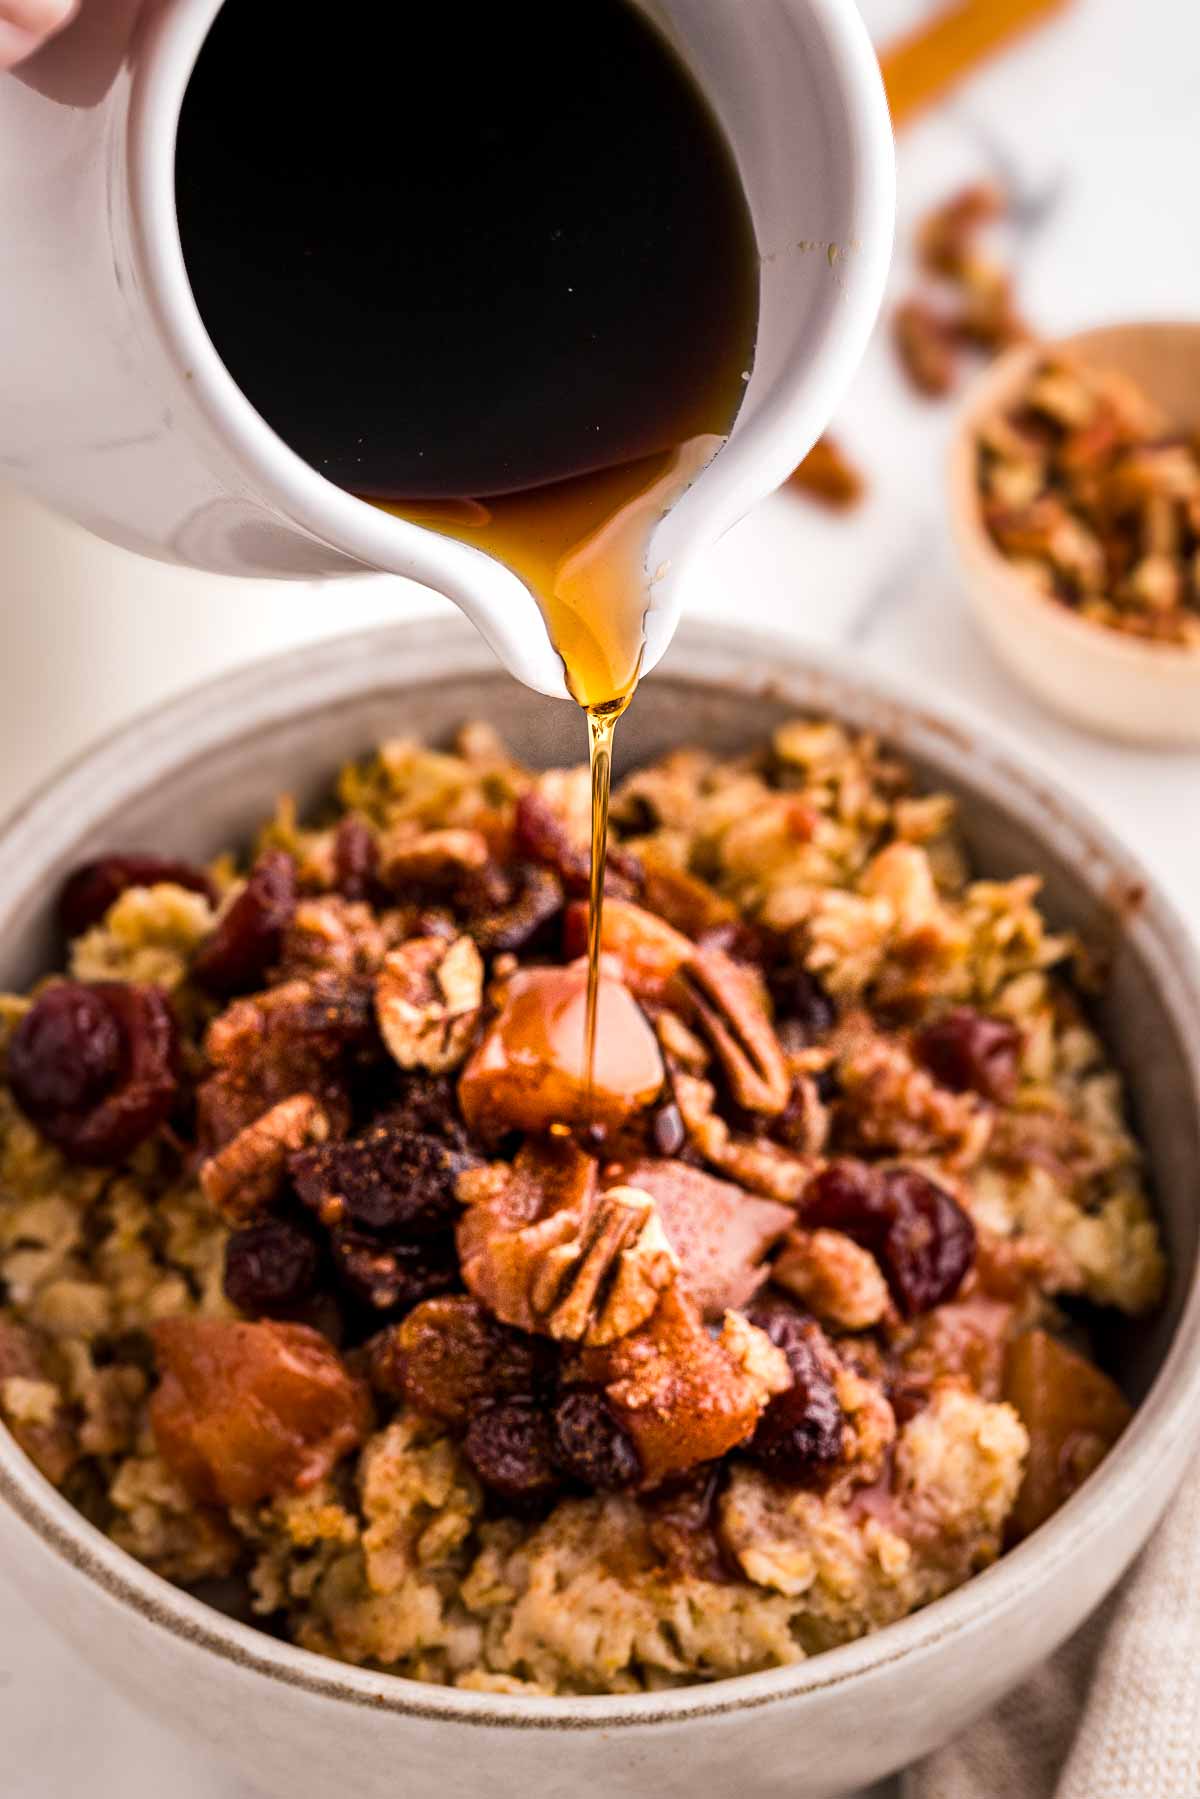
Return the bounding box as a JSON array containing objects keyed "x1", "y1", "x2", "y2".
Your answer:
[
  {"x1": 3, "y1": 614, "x2": 1200, "y2": 1731},
  {"x1": 947, "y1": 323, "x2": 1200, "y2": 676}
]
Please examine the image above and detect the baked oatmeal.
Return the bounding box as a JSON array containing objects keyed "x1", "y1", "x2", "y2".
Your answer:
[{"x1": 0, "y1": 719, "x2": 1163, "y2": 1694}]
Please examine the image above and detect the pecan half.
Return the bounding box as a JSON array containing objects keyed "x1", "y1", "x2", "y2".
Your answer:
[
  {"x1": 673, "y1": 946, "x2": 790, "y2": 1116},
  {"x1": 200, "y1": 1092, "x2": 330, "y2": 1224},
  {"x1": 375, "y1": 935, "x2": 483, "y2": 1074},
  {"x1": 456, "y1": 1139, "x2": 676, "y2": 1346}
]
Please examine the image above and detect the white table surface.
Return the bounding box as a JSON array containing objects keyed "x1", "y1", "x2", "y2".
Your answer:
[{"x1": 1, "y1": 0, "x2": 1198, "y2": 1792}]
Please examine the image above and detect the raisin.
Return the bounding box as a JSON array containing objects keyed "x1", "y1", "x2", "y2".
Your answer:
[
  {"x1": 553, "y1": 1389, "x2": 642, "y2": 1491},
  {"x1": 915, "y1": 1007, "x2": 1021, "y2": 1104},
  {"x1": 745, "y1": 1301, "x2": 844, "y2": 1476},
  {"x1": 332, "y1": 817, "x2": 381, "y2": 904},
  {"x1": 365, "y1": 1294, "x2": 547, "y2": 1424},
  {"x1": 650, "y1": 1100, "x2": 686, "y2": 1158},
  {"x1": 803, "y1": 1159, "x2": 976, "y2": 1317},
  {"x1": 465, "y1": 1397, "x2": 562, "y2": 1504},
  {"x1": 644, "y1": 1467, "x2": 726, "y2": 1579},
  {"x1": 224, "y1": 1218, "x2": 321, "y2": 1317},
  {"x1": 192, "y1": 850, "x2": 297, "y2": 997},
  {"x1": 9, "y1": 981, "x2": 179, "y2": 1165},
  {"x1": 467, "y1": 862, "x2": 564, "y2": 954},
  {"x1": 329, "y1": 1229, "x2": 458, "y2": 1315},
  {"x1": 59, "y1": 855, "x2": 216, "y2": 938},
  {"x1": 769, "y1": 966, "x2": 837, "y2": 1046},
  {"x1": 291, "y1": 1123, "x2": 475, "y2": 1237}
]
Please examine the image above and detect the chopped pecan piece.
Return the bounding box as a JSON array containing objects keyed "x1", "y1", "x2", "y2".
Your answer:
[
  {"x1": 458, "y1": 961, "x2": 663, "y2": 1138},
  {"x1": 916, "y1": 183, "x2": 1004, "y2": 281},
  {"x1": 834, "y1": 1020, "x2": 991, "y2": 1166},
  {"x1": 894, "y1": 297, "x2": 958, "y2": 397},
  {"x1": 374, "y1": 935, "x2": 483, "y2": 1073},
  {"x1": 196, "y1": 976, "x2": 377, "y2": 1153},
  {"x1": 673, "y1": 1070, "x2": 815, "y2": 1202},
  {"x1": 279, "y1": 897, "x2": 388, "y2": 981},
  {"x1": 457, "y1": 1139, "x2": 676, "y2": 1346},
  {"x1": 380, "y1": 826, "x2": 490, "y2": 893},
  {"x1": 603, "y1": 1157, "x2": 791, "y2": 1318},
  {"x1": 788, "y1": 434, "x2": 866, "y2": 510},
  {"x1": 773, "y1": 1226, "x2": 891, "y2": 1331},
  {"x1": 0, "y1": 1317, "x2": 76, "y2": 1485},
  {"x1": 573, "y1": 1288, "x2": 790, "y2": 1488},
  {"x1": 150, "y1": 1317, "x2": 371, "y2": 1508},
  {"x1": 200, "y1": 1092, "x2": 330, "y2": 1224},
  {"x1": 1003, "y1": 1329, "x2": 1130, "y2": 1541}
]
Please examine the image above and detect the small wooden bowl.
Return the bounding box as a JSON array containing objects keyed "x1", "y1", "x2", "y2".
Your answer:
[{"x1": 948, "y1": 322, "x2": 1200, "y2": 747}]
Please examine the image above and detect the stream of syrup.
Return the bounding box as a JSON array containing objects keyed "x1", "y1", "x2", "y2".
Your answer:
[{"x1": 175, "y1": 0, "x2": 759, "y2": 1099}]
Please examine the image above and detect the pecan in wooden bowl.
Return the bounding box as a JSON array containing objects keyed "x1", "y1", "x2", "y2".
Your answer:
[{"x1": 949, "y1": 321, "x2": 1200, "y2": 745}]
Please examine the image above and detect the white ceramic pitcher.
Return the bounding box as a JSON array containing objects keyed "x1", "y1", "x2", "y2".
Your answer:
[{"x1": 0, "y1": 0, "x2": 893, "y2": 700}]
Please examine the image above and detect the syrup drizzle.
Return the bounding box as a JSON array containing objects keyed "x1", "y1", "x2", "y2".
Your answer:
[{"x1": 584, "y1": 693, "x2": 632, "y2": 1098}]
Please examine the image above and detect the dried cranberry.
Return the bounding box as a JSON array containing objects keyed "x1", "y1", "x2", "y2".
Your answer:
[
  {"x1": 803, "y1": 1159, "x2": 976, "y2": 1317},
  {"x1": 332, "y1": 817, "x2": 381, "y2": 904},
  {"x1": 59, "y1": 855, "x2": 216, "y2": 938},
  {"x1": 329, "y1": 1230, "x2": 458, "y2": 1315},
  {"x1": 465, "y1": 1397, "x2": 562, "y2": 1504},
  {"x1": 192, "y1": 850, "x2": 297, "y2": 997},
  {"x1": 291, "y1": 1123, "x2": 476, "y2": 1237},
  {"x1": 650, "y1": 1100, "x2": 686, "y2": 1159},
  {"x1": 769, "y1": 966, "x2": 837, "y2": 1046},
  {"x1": 877, "y1": 1167, "x2": 977, "y2": 1316},
  {"x1": 224, "y1": 1218, "x2": 320, "y2": 1317},
  {"x1": 553, "y1": 1389, "x2": 642, "y2": 1491},
  {"x1": 7, "y1": 984, "x2": 121, "y2": 1122},
  {"x1": 914, "y1": 1008, "x2": 1021, "y2": 1104},
  {"x1": 467, "y1": 863, "x2": 564, "y2": 953},
  {"x1": 9, "y1": 981, "x2": 179, "y2": 1165},
  {"x1": 745, "y1": 1303, "x2": 844, "y2": 1477}
]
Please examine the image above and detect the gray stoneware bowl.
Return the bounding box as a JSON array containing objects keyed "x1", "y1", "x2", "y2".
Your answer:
[{"x1": 1, "y1": 618, "x2": 1199, "y2": 1799}]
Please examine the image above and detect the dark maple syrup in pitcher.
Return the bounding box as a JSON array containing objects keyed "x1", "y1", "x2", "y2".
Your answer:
[{"x1": 176, "y1": 0, "x2": 759, "y2": 1095}]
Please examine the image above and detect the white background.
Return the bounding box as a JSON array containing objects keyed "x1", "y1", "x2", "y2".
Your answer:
[{"x1": 1, "y1": 0, "x2": 1198, "y2": 1791}]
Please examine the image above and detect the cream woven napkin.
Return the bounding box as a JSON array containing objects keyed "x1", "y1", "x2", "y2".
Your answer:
[{"x1": 902, "y1": 1464, "x2": 1200, "y2": 1798}]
